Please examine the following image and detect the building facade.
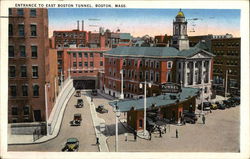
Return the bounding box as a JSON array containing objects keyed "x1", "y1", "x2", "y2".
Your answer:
[
  {"x1": 211, "y1": 38, "x2": 240, "y2": 96},
  {"x1": 8, "y1": 8, "x2": 58, "y2": 123}
]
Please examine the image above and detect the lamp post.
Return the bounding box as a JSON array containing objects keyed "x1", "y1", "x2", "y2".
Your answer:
[
  {"x1": 225, "y1": 69, "x2": 231, "y2": 97},
  {"x1": 139, "y1": 81, "x2": 152, "y2": 135},
  {"x1": 120, "y1": 69, "x2": 124, "y2": 100},
  {"x1": 45, "y1": 82, "x2": 50, "y2": 136},
  {"x1": 114, "y1": 103, "x2": 121, "y2": 152}
]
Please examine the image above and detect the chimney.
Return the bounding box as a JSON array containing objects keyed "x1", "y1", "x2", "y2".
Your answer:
[
  {"x1": 82, "y1": 20, "x2": 84, "y2": 31},
  {"x1": 77, "y1": 20, "x2": 79, "y2": 30}
]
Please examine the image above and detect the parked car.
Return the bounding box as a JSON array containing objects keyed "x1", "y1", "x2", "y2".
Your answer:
[
  {"x1": 228, "y1": 97, "x2": 240, "y2": 106},
  {"x1": 76, "y1": 99, "x2": 84, "y2": 108},
  {"x1": 91, "y1": 89, "x2": 98, "y2": 96},
  {"x1": 210, "y1": 103, "x2": 218, "y2": 110},
  {"x1": 183, "y1": 111, "x2": 198, "y2": 121},
  {"x1": 70, "y1": 119, "x2": 81, "y2": 126},
  {"x1": 62, "y1": 138, "x2": 79, "y2": 152},
  {"x1": 198, "y1": 102, "x2": 211, "y2": 111},
  {"x1": 223, "y1": 100, "x2": 232, "y2": 108},
  {"x1": 96, "y1": 105, "x2": 108, "y2": 113},
  {"x1": 75, "y1": 90, "x2": 81, "y2": 97},
  {"x1": 216, "y1": 101, "x2": 226, "y2": 110},
  {"x1": 183, "y1": 116, "x2": 196, "y2": 124}
]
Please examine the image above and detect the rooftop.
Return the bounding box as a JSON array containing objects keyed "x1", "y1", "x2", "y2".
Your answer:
[{"x1": 109, "y1": 87, "x2": 199, "y2": 112}]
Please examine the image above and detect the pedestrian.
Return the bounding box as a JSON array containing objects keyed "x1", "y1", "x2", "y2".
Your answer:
[
  {"x1": 164, "y1": 127, "x2": 166, "y2": 134},
  {"x1": 134, "y1": 131, "x2": 137, "y2": 141},
  {"x1": 149, "y1": 131, "x2": 152, "y2": 140},
  {"x1": 176, "y1": 129, "x2": 178, "y2": 138},
  {"x1": 159, "y1": 129, "x2": 162, "y2": 138},
  {"x1": 202, "y1": 115, "x2": 205, "y2": 124},
  {"x1": 125, "y1": 133, "x2": 128, "y2": 141},
  {"x1": 91, "y1": 96, "x2": 93, "y2": 103},
  {"x1": 96, "y1": 137, "x2": 100, "y2": 145},
  {"x1": 210, "y1": 109, "x2": 212, "y2": 113}
]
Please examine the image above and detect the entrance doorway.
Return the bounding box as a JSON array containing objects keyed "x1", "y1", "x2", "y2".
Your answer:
[{"x1": 34, "y1": 110, "x2": 42, "y2": 122}]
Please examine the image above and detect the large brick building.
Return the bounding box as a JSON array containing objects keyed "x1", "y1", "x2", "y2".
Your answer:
[
  {"x1": 211, "y1": 38, "x2": 240, "y2": 96},
  {"x1": 8, "y1": 8, "x2": 58, "y2": 123},
  {"x1": 104, "y1": 10, "x2": 214, "y2": 100}
]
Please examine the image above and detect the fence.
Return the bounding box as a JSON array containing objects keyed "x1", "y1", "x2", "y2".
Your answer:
[{"x1": 33, "y1": 123, "x2": 46, "y2": 142}]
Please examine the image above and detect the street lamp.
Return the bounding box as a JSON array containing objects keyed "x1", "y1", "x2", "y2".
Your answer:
[
  {"x1": 114, "y1": 103, "x2": 121, "y2": 152},
  {"x1": 225, "y1": 69, "x2": 232, "y2": 97},
  {"x1": 45, "y1": 82, "x2": 50, "y2": 136},
  {"x1": 119, "y1": 69, "x2": 124, "y2": 100},
  {"x1": 139, "y1": 81, "x2": 152, "y2": 135}
]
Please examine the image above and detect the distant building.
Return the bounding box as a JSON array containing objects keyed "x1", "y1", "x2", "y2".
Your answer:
[
  {"x1": 117, "y1": 33, "x2": 132, "y2": 47},
  {"x1": 8, "y1": 8, "x2": 58, "y2": 123},
  {"x1": 211, "y1": 38, "x2": 240, "y2": 96}
]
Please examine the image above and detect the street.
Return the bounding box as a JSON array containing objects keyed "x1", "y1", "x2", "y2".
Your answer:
[
  {"x1": 8, "y1": 91, "x2": 98, "y2": 152},
  {"x1": 9, "y1": 91, "x2": 240, "y2": 152}
]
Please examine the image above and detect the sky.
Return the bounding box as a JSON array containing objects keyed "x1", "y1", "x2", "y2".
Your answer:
[{"x1": 48, "y1": 8, "x2": 240, "y2": 38}]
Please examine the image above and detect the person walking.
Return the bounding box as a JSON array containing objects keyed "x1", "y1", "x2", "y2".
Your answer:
[
  {"x1": 125, "y1": 133, "x2": 128, "y2": 141},
  {"x1": 159, "y1": 128, "x2": 162, "y2": 138},
  {"x1": 134, "y1": 131, "x2": 137, "y2": 141},
  {"x1": 96, "y1": 137, "x2": 100, "y2": 145},
  {"x1": 202, "y1": 115, "x2": 205, "y2": 124},
  {"x1": 176, "y1": 129, "x2": 178, "y2": 138},
  {"x1": 149, "y1": 131, "x2": 152, "y2": 140}
]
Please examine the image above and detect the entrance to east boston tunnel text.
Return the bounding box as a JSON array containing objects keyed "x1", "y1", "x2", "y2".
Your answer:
[{"x1": 73, "y1": 80, "x2": 96, "y2": 89}]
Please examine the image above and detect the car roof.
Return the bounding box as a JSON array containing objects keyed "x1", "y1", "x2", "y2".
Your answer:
[{"x1": 67, "y1": 138, "x2": 78, "y2": 142}]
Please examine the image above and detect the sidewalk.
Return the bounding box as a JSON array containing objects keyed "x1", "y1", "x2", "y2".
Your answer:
[
  {"x1": 8, "y1": 81, "x2": 75, "y2": 145},
  {"x1": 84, "y1": 92, "x2": 109, "y2": 152}
]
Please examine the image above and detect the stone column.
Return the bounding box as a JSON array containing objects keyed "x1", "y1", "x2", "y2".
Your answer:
[
  {"x1": 201, "y1": 60, "x2": 204, "y2": 84},
  {"x1": 184, "y1": 61, "x2": 188, "y2": 86},
  {"x1": 180, "y1": 62, "x2": 183, "y2": 85},
  {"x1": 208, "y1": 60, "x2": 211, "y2": 84},
  {"x1": 192, "y1": 61, "x2": 196, "y2": 85}
]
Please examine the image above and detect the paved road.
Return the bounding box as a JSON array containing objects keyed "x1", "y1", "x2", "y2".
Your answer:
[
  {"x1": 91, "y1": 95, "x2": 240, "y2": 152},
  {"x1": 8, "y1": 91, "x2": 98, "y2": 152}
]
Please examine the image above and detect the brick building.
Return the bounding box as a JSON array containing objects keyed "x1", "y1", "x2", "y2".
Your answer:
[
  {"x1": 211, "y1": 38, "x2": 240, "y2": 96},
  {"x1": 104, "y1": 10, "x2": 214, "y2": 100},
  {"x1": 8, "y1": 8, "x2": 58, "y2": 123},
  {"x1": 58, "y1": 47, "x2": 109, "y2": 89}
]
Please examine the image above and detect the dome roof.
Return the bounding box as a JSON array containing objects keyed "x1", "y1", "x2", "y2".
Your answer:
[{"x1": 176, "y1": 10, "x2": 185, "y2": 17}]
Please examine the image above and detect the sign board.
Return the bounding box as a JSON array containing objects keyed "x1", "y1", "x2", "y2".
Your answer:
[{"x1": 160, "y1": 82, "x2": 181, "y2": 93}]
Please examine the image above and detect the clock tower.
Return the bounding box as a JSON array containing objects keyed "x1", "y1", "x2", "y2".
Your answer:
[{"x1": 172, "y1": 9, "x2": 189, "y2": 51}]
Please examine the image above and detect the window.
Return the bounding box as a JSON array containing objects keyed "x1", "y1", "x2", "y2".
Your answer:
[
  {"x1": 12, "y1": 107, "x2": 18, "y2": 115},
  {"x1": 23, "y1": 105, "x2": 30, "y2": 116},
  {"x1": 156, "y1": 62, "x2": 159, "y2": 68},
  {"x1": 90, "y1": 53, "x2": 93, "y2": 57},
  {"x1": 22, "y1": 85, "x2": 28, "y2": 96},
  {"x1": 9, "y1": 45, "x2": 14, "y2": 57},
  {"x1": 73, "y1": 53, "x2": 76, "y2": 58},
  {"x1": 78, "y1": 52, "x2": 82, "y2": 58},
  {"x1": 20, "y1": 45, "x2": 26, "y2": 57},
  {"x1": 100, "y1": 61, "x2": 103, "y2": 66},
  {"x1": 156, "y1": 72, "x2": 160, "y2": 82},
  {"x1": 58, "y1": 51, "x2": 62, "y2": 58},
  {"x1": 9, "y1": 24, "x2": 13, "y2": 36},
  {"x1": 90, "y1": 62, "x2": 94, "y2": 67},
  {"x1": 30, "y1": 25, "x2": 37, "y2": 36},
  {"x1": 10, "y1": 85, "x2": 17, "y2": 97},
  {"x1": 167, "y1": 61, "x2": 172, "y2": 69},
  {"x1": 9, "y1": 8, "x2": 12, "y2": 16},
  {"x1": 139, "y1": 119, "x2": 143, "y2": 128},
  {"x1": 84, "y1": 53, "x2": 88, "y2": 57},
  {"x1": 31, "y1": 46, "x2": 37, "y2": 58},
  {"x1": 18, "y1": 24, "x2": 24, "y2": 36},
  {"x1": 79, "y1": 62, "x2": 82, "y2": 67},
  {"x1": 84, "y1": 62, "x2": 88, "y2": 67},
  {"x1": 33, "y1": 85, "x2": 39, "y2": 96},
  {"x1": 20, "y1": 66, "x2": 27, "y2": 77},
  {"x1": 17, "y1": 8, "x2": 24, "y2": 16},
  {"x1": 73, "y1": 62, "x2": 77, "y2": 67},
  {"x1": 9, "y1": 66, "x2": 16, "y2": 77},
  {"x1": 32, "y1": 66, "x2": 38, "y2": 78},
  {"x1": 100, "y1": 53, "x2": 103, "y2": 57},
  {"x1": 139, "y1": 71, "x2": 143, "y2": 80},
  {"x1": 30, "y1": 9, "x2": 36, "y2": 17},
  {"x1": 123, "y1": 60, "x2": 126, "y2": 66},
  {"x1": 150, "y1": 72, "x2": 154, "y2": 81}
]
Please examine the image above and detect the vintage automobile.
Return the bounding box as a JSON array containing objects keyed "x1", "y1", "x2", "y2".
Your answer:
[
  {"x1": 223, "y1": 100, "x2": 232, "y2": 108},
  {"x1": 216, "y1": 101, "x2": 226, "y2": 110},
  {"x1": 228, "y1": 97, "x2": 240, "y2": 106},
  {"x1": 75, "y1": 90, "x2": 81, "y2": 97},
  {"x1": 61, "y1": 138, "x2": 79, "y2": 152},
  {"x1": 183, "y1": 116, "x2": 196, "y2": 124},
  {"x1": 96, "y1": 105, "x2": 108, "y2": 113},
  {"x1": 183, "y1": 111, "x2": 198, "y2": 121},
  {"x1": 197, "y1": 102, "x2": 211, "y2": 111},
  {"x1": 210, "y1": 103, "x2": 218, "y2": 110},
  {"x1": 91, "y1": 89, "x2": 98, "y2": 96},
  {"x1": 75, "y1": 99, "x2": 84, "y2": 108},
  {"x1": 70, "y1": 113, "x2": 82, "y2": 126}
]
